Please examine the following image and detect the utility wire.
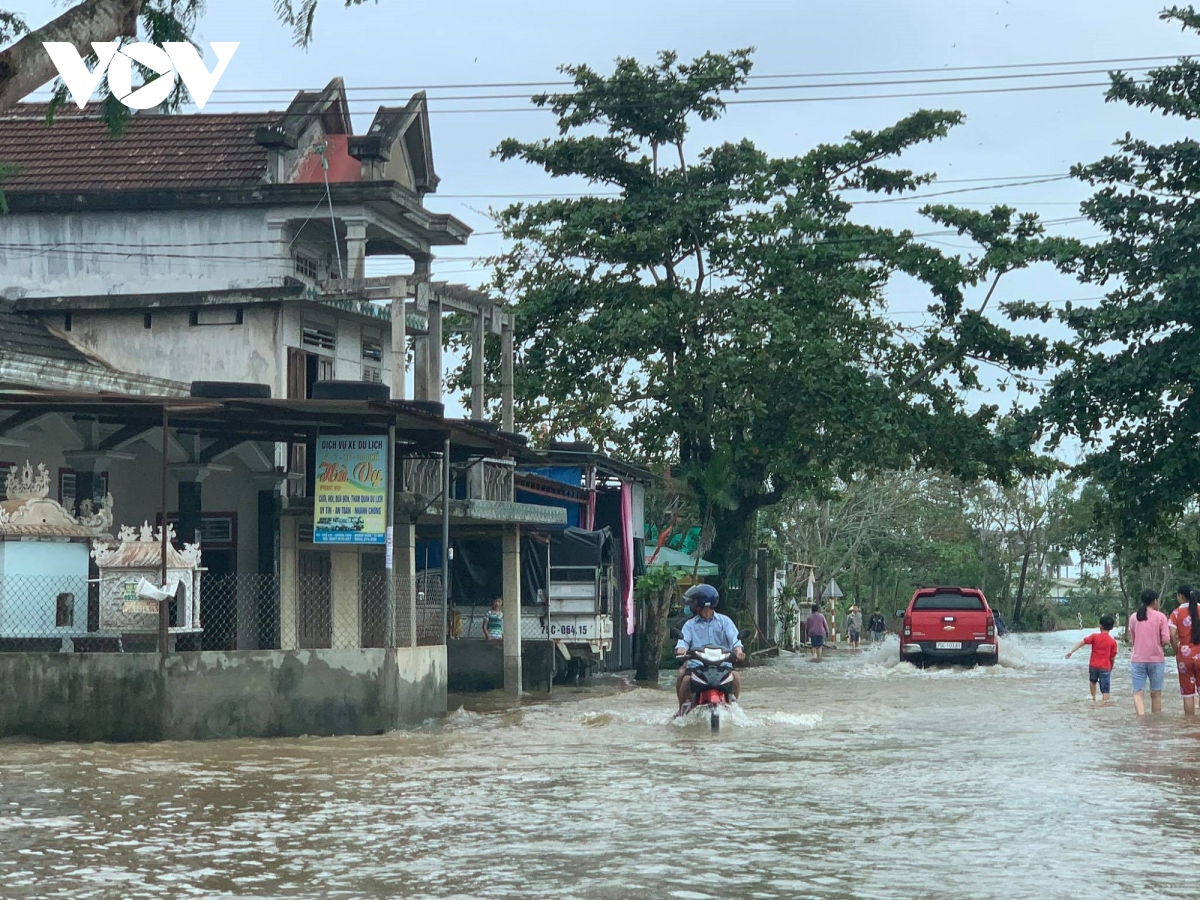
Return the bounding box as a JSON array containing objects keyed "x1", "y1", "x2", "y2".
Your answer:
[
  {"x1": 195, "y1": 66, "x2": 1161, "y2": 107},
  {"x1": 206, "y1": 54, "x2": 1193, "y2": 94},
  {"x1": 0, "y1": 215, "x2": 1096, "y2": 265}
]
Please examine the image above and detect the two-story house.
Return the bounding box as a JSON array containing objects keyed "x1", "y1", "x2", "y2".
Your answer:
[{"x1": 0, "y1": 78, "x2": 463, "y2": 399}]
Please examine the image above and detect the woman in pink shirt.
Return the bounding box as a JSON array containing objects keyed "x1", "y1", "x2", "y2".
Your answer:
[{"x1": 1128, "y1": 589, "x2": 1172, "y2": 716}]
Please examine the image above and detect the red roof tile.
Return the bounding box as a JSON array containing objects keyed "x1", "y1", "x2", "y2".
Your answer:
[{"x1": 0, "y1": 104, "x2": 282, "y2": 192}]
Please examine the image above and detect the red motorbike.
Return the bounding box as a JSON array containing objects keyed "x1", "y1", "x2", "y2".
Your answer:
[{"x1": 678, "y1": 644, "x2": 739, "y2": 731}]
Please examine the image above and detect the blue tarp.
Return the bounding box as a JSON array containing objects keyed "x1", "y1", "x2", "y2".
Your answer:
[{"x1": 520, "y1": 466, "x2": 584, "y2": 488}]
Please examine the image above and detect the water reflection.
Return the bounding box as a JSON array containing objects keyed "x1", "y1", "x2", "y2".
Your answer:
[{"x1": 1, "y1": 631, "x2": 1198, "y2": 899}]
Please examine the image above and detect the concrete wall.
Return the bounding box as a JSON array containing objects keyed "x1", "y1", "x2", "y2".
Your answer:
[
  {"x1": 0, "y1": 208, "x2": 287, "y2": 297},
  {"x1": 0, "y1": 646, "x2": 446, "y2": 742},
  {"x1": 447, "y1": 640, "x2": 555, "y2": 694},
  {"x1": 40, "y1": 304, "x2": 394, "y2": 400},
  {"x1": 64, "y1": 305, "x2": 284, "y2": 391}
]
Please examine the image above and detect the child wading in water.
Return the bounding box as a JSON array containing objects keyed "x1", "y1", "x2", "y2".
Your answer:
[{"x1": 1065, "y1": 614, "x2": 1118, "y2": 704}]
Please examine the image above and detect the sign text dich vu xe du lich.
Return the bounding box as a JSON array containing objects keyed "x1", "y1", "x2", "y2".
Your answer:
[{"x1": 314, "y1": 436, "x2": 388, "y2": 545}]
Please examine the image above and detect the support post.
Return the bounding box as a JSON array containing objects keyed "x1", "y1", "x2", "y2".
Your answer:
[
  {"x1": 345, "y1": 218, "x2": 368, "y2": 281},
  {"x1": 256, "y1": 485, "x2": 281, "y2": 650},
  {"x1": 441, "y1": 435, "x2": 451, "y2": 645},
  {"x1": 385, "y1": 422, "x2": 397, "y2": 648},
  {"x1": 159, "y1": 406, "x2": 170, "y2": 657},
  {"x1": 471, "y1": 308, "x2": 486, "y2": 420},
  {"x1": 413, "y1": 281, "x2": 432, "y2": 401},
  {"x1": 178, "y1": 481, "x2": 202, "y2": 547},
  {"x1": 390, "y1": 290, "x2": 407, "y2": 402},
  {"x1": 427, "y1": 289, "x2": 443, "y2": 406},
  {"x1": 501, "y1": 315, "x2": 514, "y2": 433},
  {"x1": 502, "y1": 524, "x2": 522, "y2": 696}
]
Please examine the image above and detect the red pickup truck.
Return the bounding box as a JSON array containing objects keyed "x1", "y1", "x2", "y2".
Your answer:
[{"x1": 900, "y1": 587, "x2": 999, "y2": 667}]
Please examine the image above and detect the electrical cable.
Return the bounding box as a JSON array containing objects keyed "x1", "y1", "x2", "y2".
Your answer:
[{"x1": 205, "y1": 54, "x2": 1194, "y2": 95}]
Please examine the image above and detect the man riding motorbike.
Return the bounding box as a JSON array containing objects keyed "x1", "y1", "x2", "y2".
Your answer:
[{"x1": 675, "y1": 584, "x2": 745, "y2": 712}]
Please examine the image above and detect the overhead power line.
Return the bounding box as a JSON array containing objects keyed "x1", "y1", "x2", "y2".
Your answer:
[
  {"x1": 435, "y1": 173, "x2": 1072, "y2": 197},
  {"x1": 208, "y1": 54, "x2": 1193, "y2": 94},
  {"x1": 196, "y1": 66, "x2": 1162, "y2": 107}
]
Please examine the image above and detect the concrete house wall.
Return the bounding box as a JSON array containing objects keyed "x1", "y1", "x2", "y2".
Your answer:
[
  {"x1": 32, "y1": 302, "x2": 393, "y2": 399},
  {"x1": 0, "y1": 208, "x2": 289, "y2": 298}
]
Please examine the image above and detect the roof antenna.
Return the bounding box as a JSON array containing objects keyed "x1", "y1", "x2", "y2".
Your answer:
[{"x1": 317, "y1": 143, "x2": 344, "y2": 280}]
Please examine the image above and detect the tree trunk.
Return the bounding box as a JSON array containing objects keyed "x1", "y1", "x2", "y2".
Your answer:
[
  {"x1": 705, "y1": 504, "x2": 756, "y2": 618},
  {"x1": 0, "y1": 0, "x2": 143, "y2": 114},
  {"x1": 1012, "y1": 548, "x2": 1032, "y2": 626},
  {"x1": 635, "y1": 581, "x2": 674, "y2": 683},
  {"x1": 1116, "y1": 556, "x2": 1129, "y2": 618}
]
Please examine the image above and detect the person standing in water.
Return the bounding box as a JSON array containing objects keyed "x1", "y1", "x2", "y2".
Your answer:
[
  {"x1": 868, "y1": 609, "x2": 887, "y2": 643},
  {"x1": 844, "y1": 605, "x2": 863, "y2": 650},
  {"x1": 483, "y1": 597, "x2": 503, "y2": 643},
  {"x1": 805, "y1": 603, "x2": 830, "y2": 662},
  {"x1": 1128, "y1": 589, "x2": 1171, "y2": 716},
  {"x1": 1169, "y1": 585, "x2": 1200, "y2": 716}
]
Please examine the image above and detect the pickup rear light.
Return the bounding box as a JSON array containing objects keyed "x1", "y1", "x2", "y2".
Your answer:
[
  {"x1": 903, "y1": 618, "x2": 911, "y2": 637},
  {"x1": 986, "y1": 614, "x2": 995, "y2": 638}
]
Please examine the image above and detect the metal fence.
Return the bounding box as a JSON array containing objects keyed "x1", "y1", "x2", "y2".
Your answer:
[{"x1": 0, "y1": 573, "x2": 445, "y2": 652}]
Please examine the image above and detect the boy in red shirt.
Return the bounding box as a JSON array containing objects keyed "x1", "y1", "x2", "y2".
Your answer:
[{"x1": 1065, "y1": 614, "x2": 1119, "y2": 704}]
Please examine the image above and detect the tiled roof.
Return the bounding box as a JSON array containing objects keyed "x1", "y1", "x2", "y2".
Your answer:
[
  {"x1": 0, "y1": 304, "x2": 99, "y2": 367},
  {"x1": 0, "y1": 104, "x2": 280, "y2": 192}
]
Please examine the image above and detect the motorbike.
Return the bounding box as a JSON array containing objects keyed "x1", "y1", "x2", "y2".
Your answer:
[{"x1": 679, "y1": 644, "x2": 739, "y2": 731}]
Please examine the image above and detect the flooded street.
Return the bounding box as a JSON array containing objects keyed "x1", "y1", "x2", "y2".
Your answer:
[{"x1": 3, "y1": 630, "x2": 1200, "y2": 899}]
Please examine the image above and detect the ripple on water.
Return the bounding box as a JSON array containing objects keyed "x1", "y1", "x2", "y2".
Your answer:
[{"x1": 2, "y1": 628, "x2": 1198, "y2": 900}]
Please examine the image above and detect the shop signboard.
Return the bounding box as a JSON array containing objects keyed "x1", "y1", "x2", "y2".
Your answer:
[{"x1": 314, "y1": 435, "x2": 388, "y2": 544}]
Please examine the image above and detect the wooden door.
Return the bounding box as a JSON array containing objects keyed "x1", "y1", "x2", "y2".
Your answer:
[
  {"x1": 360, "y1": 552, "x2": 386, "y2": 648},
  {"x1": 297, "y1": 549, "x2": 331, "y2": 649}
]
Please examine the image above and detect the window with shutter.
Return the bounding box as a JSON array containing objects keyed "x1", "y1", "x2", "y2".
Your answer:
[{"x1": 302, "y1": 324, "x2": 336, "y2": 354}]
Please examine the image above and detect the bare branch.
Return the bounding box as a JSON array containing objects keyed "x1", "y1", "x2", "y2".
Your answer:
[{"x1": 0, "y1": 0, "x2": 143, "y2": 114}]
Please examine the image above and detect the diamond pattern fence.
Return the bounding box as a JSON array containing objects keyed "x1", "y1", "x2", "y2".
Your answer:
[{"x1": 0, "y1": 573, "x2": 444, "y2": 652}]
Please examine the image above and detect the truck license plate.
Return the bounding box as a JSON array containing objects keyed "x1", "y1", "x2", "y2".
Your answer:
[{"x1": 935, "y1": 641, "x2": 962, "y2": 650}]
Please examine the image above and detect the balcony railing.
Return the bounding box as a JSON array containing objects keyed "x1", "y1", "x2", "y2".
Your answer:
[
  {"x1": 401, "y1": 456, "x2": 515, "y2": 503},
  {"x1": 469, "y1": 457, "x2": 514, "y2": 503},
  {"x1": 402, "y1": 458, "x2": 443, "y2": 497}
]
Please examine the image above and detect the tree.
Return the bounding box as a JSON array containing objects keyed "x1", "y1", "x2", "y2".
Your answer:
[
  {"x1": 1037, "y1": 6, "x2": 1200, "y2": 559},
  {"x1": 966, "y1": 476, "x2": 1072, "y2": 626},
  {"x1": 0, "y1": 0, "x2": 366, "y2": 118},
  {"x1": 633, "y1": 564, "x2": 682, "y2": 682},
  {"x1": 478, "y1": 49, "x2": 1056, "y2": 603}
]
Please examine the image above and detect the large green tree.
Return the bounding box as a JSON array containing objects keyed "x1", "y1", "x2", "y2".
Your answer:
[
  {"x1": 1038, "y1": 6, "x2": 1200, "y2": 558},
  {"x1": 480, "y1": 49, "x2": 1054, "y2": 599}
]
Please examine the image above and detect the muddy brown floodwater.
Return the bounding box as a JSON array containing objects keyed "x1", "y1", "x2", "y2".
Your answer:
[{"x1": 3, "y1": 630, "x2": 1200, "y2": 899}]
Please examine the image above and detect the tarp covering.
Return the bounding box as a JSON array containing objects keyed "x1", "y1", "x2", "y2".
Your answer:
[
  {"x1": 521, "y1": 466, "x2": 584, "y2": 488},
  {"x1": 449, "y1": 536, "x2": 547, "y2": 607},
  {"x1": 644, "y1": 545, "x2": 719, "y2": 576},
  {"x1": 549, "y1": 526, "x2": 614, "y2": 568},
  {"x1": 620, "y1": 480, "x2": 635, "y2": 635}
]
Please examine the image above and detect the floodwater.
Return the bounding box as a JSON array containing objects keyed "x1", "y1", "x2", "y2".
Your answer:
[{"x1": 3, "y1": 631, "x2": 1199, "y2": 900}]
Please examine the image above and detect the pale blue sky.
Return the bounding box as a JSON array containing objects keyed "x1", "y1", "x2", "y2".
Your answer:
[{"x1": 13, "y1": 0, "x2": 1197, "y2": 424}]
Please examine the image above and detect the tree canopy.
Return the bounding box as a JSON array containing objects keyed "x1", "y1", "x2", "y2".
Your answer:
[
  {"x1": 476, "y1": 48, "x2": 1056, "y2": 595},
  {"x1": 1037, "y1": 5, "x2": 1200, "y2": 559}
]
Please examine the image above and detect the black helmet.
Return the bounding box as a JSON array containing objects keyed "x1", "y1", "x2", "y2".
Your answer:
[{"x1": 684, "y1": 583, "x2": 719, "y2": 609}]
